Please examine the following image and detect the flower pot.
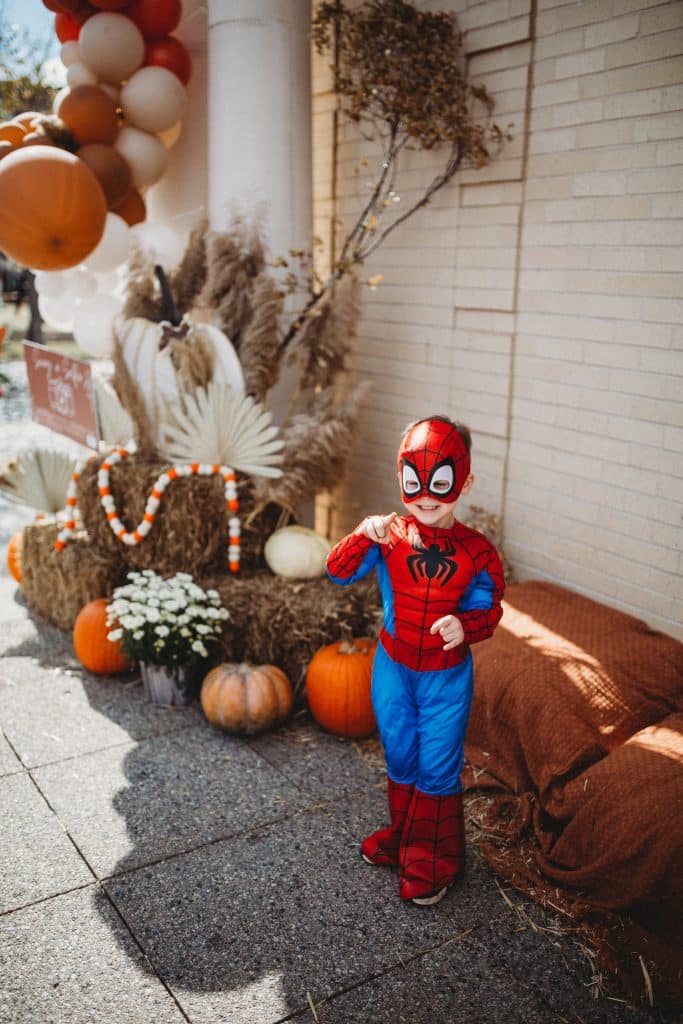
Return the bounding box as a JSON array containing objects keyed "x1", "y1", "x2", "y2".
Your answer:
[{"x1": 139, "y1": 661, "x2": 202, "y2": 706}]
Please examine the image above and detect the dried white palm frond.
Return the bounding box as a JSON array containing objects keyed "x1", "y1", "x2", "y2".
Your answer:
[
  {"x1": 158, "y1": 381, "x2": 284, "y2": 477},
  {"x1": 0, "y1": 448, "x2": 77, "y2": 513},
  {"x1": 93, "y1": 376, "x2": 134, "y2": 448}
]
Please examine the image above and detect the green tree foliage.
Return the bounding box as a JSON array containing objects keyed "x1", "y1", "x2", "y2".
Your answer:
[{"x1": 0, "y1": 6, "x2": 56, "y2": 121}]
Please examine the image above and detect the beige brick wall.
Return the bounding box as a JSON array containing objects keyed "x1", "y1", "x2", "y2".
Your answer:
[{"x1": 312, "y1": 0, "x2": 683, "y2": 640}]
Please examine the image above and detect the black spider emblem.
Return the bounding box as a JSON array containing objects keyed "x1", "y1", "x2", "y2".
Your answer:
[{"x1": 406, "y1": 543, "x2": 458, "y2": 585}]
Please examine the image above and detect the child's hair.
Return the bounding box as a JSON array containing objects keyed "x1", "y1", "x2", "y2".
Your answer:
[{"x1": 401, "y1": 415, "x2": 472, "y2": 452}]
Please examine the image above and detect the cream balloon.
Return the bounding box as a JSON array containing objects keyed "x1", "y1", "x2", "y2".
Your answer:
[
  {"x1": 62, "y1": 267, "x2": 98, "y2": 300},
  {"x1": 120, "y1": 67, "x2": 186, "y2": 134},
  {"x1": 158, "y1": 120, "x2": 182, "y2": 149},
  {"x1": 60, "y1": 41, "x2": 80, "y2": 68},
  {"x1": 67, "y1": 62, "x2": 98, "y2": 88},
  {"x1": 72, "y1": 293, "x2": 122, "y2": 358},
  {"x1": 38, "y1": 294, "x2": 74, "y2": 332},
  {"x1": 52, "y1": 86, "x2": 70, "y2": 115},
  {"x1": 78, "y1": 13, "x2": 145, "y2": 85},
  {"x1": 115, "y1": 125, "x2": 167, "y2": 189},
  {"x1": 34, "y1": 270, "x2": 66, "y2": 299},
  {"x1": 132, "y1": 222, "x2": 185, "y2": 270},
  {"x1": 83, "y1": 213, "x2": 131, "y2": 272}
]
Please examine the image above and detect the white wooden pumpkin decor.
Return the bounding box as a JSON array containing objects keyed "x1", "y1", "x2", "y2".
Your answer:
[{"x1": 116, "y1": 315, "x2": 245, "y2": 443}]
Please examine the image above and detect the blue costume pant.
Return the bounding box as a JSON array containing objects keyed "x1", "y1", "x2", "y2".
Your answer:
[{"x1": 371, "y1": 642, "x2": 474, "y2": 796}]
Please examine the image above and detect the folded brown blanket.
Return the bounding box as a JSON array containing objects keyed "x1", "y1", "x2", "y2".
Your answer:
[{"x1": 465, "y1": 581, "x2": 683, "y2": 1010}]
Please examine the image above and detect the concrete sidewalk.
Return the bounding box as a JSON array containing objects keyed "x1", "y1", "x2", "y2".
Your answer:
[{"x1": 0, "y1": 580, "x2": 675, "y2": 1024}]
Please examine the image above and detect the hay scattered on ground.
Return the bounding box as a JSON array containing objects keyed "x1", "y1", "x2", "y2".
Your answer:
[{"x1": 20, "y1": 521, "x2": 127, "y2": 630}]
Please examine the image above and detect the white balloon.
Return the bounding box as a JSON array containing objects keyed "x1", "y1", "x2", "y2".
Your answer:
[
  {"x1": 60, "y1": 41, "x2": 80, "y2": 68},
  {"x1": 132, "y1": 223, "x2": 185, "y2": 270},
  {"x1": 73, "y1": 294, "x2": 122, "y2": 358},
  {"x1": 120, "y1": 67, "x2": 186, "y2": 134},
  {"x1": 83, "y1": 213, "x2": 131, "y2": 273},
  {"x1": 67, "y1": 62, "x2": 98, "y2": 88},
  {"x1": 93, "y1": 269, "x2": 126, "y2": 299},
  {"x1": 115, "y1": 125, "x2": 168, "y2": 189},
  {"x1": 158, "y1": 121, "x2": 183, "y2": 150},
  {"x1": 62, "y1": 267, "x2": 98, "y2": 300},
  {"x1": 38, "y1": 294, "x2": 74, "y2": 332},
  {"x1": 34, "y1": 271, "x2": 66, "y2": 299},
  {"x1": 52, "y1": 86, "x2": 70, "y2": 115},
  {"x1": 78, "y1": 13, "x2": 145, "y2": 85}
]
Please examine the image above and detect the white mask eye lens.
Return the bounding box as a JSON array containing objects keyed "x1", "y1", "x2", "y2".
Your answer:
[
  {"x1": 402, "y1": 464, "x2": 420, "y2": 494},
  {"x1": 429, "y1": 464, "x2": 454, "y2": 496}
]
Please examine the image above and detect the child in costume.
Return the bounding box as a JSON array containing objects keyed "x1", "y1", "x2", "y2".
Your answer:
[{"x1": 326, "y1": 416, "x2": 504, "y2": 905}]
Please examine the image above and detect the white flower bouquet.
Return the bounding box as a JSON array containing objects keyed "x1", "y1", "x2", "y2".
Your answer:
[{"x1": 106, "y1": 570, "x2": 230, "y2": 669}]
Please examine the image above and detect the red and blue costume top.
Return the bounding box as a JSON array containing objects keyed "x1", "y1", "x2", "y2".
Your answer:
[{"x1": 326, "y1": 516, "x2": 505, "y2": 672}]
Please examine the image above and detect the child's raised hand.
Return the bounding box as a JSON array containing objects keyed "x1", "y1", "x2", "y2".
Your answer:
[
  {"x1": 355, "y1": 512, "x2": 397, "y2": 544},
  {"x1": 430, "y1": 614, "x2": 465, "y2": 651}
]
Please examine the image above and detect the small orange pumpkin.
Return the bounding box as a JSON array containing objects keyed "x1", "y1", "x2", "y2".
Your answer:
[
  {"x1": 201, "y1": 663, "x2": 293, "y2": 736},
  {"x1": 306, "y1": 638, "x2": 377, "y2": 738},
  {"x1": 73, "y1": 597, "x2": 130, "y2": 675},
  {"x1": 6, "y1": 531, "x2": 23, "y2": 583}
]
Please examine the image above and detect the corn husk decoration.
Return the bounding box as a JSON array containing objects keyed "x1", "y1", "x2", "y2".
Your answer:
[{"x1": 0, "y1": 448, "x2": 78, "y2": 513}]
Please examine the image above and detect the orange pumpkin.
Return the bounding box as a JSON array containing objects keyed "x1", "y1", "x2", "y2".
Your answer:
[
  {"x1": 6, "y1": 531, "x2": 23, "y2": 584},
  {"x1": 0, "y1": 147, "x2": 107, "y2": 270},
  {"x1": 201, "y1": 663, "x2": 293, "y2": 736},
  {"x1": 73, "y1": 597, "x2": 130, "y2": 675},
  {"x1": 306, "y1": 638, "x2": 377, "y2": 737}
]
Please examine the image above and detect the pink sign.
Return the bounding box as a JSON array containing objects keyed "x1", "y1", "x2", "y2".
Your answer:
[{"x1": 23, "y1": 342, "x2": 99, "y2": 450}]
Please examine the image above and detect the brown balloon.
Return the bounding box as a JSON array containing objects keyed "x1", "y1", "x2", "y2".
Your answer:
[
  {"x1": 77, "y1": 143, "x2": 132, "y2": 208},
  {"x1": 112, "y1": 187, "x2": 146, "y2": 226},
  {"x1": 58, "y1": 85, "x2": 119, "y2": 146}
]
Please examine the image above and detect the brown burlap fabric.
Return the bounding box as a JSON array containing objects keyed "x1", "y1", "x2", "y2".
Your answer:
[{"x1": 464, "y1": 581, "x2": 683, "y2": 1010}]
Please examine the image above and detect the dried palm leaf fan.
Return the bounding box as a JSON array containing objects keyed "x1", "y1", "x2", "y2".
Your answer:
[
  {"x1": 92, "y1": 374, "x2": 134, "y2": 449},
  {"x1": 0, "y1": 448, "x2": 78, "y2": 513},
  {"x1": 158, "y1": 382, "x2": 284, "y2": 477}
]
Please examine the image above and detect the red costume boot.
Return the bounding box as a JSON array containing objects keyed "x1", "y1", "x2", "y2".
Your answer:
[
  {"x1": 398, "y1": 789, "x2": 465, "y2": 904},
  {"x1": 361, "y1": 778, "x2": 413, "y2": 867}
]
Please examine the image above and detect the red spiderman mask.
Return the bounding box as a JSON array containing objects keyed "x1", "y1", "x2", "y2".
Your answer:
[{"x1": 397, "y1": 419, "x2": 471, "y2": 504}]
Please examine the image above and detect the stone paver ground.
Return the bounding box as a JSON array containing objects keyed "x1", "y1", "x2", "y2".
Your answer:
[{"x1": 0, "y1": 359, "x2": 677, "y2": 1023}]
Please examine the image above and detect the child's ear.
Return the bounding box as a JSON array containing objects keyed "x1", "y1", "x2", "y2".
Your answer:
[{"x1": 460, "y1": 473, "x2": 475, "y2": 496}]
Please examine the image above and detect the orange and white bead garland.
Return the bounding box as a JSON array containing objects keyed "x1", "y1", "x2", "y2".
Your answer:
[{"x1": 55, "y1": 447, "x2": 241, "y2": 572}]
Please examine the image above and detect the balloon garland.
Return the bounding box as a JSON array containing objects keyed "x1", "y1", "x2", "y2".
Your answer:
[
  {"x1": 0, "y1": 0, "x2": 193, "y2": 355},
  {"x1": 56, "y1": 448, "x2": 242, "y2": 573}
]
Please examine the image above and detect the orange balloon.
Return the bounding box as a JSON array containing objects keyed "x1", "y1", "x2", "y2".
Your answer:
[
  {"x1": 0, "y1": 147, "x2": 107, "y2": 270},
  {"x1": 0, "y1": 123, "x2": 27, "y2": 146},
  {"x1": 112, "y1": 186, "x2": 146, "y2": 225},
  {"x1": 58, "y1": 85, "x2": 119, "y2": 145},
  {"x1": 78, "y1": 143, "x2": 132, "y2": 208}
]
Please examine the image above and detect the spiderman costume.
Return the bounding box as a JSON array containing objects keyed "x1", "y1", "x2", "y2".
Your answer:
[{"x1": 327, "y1": 418, "x2": 505, "y2": 903}]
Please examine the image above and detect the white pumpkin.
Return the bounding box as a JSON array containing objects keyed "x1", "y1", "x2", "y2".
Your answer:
[
  {"x1": 264, "y1": 526, "x2": 332, "y2": 579},
  {"x1": 116, "y1": 316, "x2": 245, "y2": 443}
]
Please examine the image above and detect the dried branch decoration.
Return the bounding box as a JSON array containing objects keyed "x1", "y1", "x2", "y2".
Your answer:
[{"x1": 279, "y1": 0, "x2": 507, "y2": 352}]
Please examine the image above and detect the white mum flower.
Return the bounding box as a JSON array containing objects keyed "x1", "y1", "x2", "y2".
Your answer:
[
  {"x1": 155, "y1": 625, "x2": 170, "y2": 637},
  {"x1": 107, "y1": 629, "x2": 123, "y2": 642},
  {"x1": 191, "y1": 640, "x2": 208, "y2": 657}
]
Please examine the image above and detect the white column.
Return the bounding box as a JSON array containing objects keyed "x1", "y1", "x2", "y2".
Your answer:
[{"x1": 207, "y1": 0, "x2": 312, "y2": 258}]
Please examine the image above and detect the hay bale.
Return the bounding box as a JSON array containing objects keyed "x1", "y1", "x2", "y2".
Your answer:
[
  {"x1": 203, "y1": 571, "x2": 382, "y2": 699},
  {"x1": 20, "y1": 521, "x2": 127, "y2": 630},
  {"x1": 77, "y1": 454, "x2": 285, "y2": 576}
]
